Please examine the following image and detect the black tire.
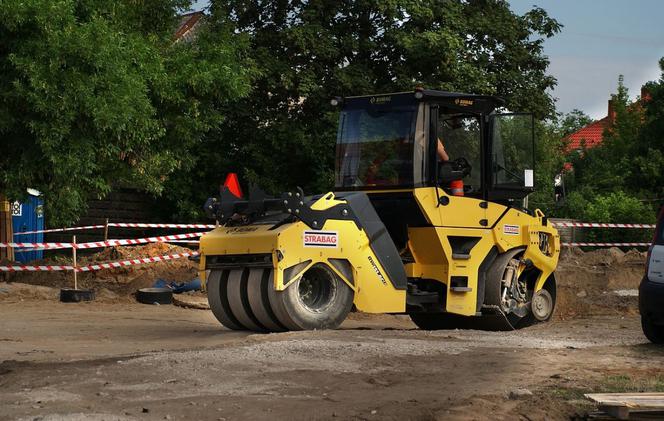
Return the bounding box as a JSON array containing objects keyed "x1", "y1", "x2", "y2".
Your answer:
[
  {"x1": 267, "y1": 273, "x2": 302, "y2": 331},
  {"x1": 271, "y1": 264, "x2": 354, "y2": 330},
  {"x1": 207, "y1": 269, "x2": 245, "y2": 330},
  {"x1": 484, "y1": 249, "x2": 523, "y2": 308},
  {"x1": 226, "y1": 268, "x2": 266, "y2": 332},
  {"x1": 136, "y1": 287, "x2": 172, "y2": 305},
  {"x1": 642, "y1": 316, "x2": 664, "y2": 344},
  {"x1": 246, "y1": 268, "x2": 287, "y2": 332},
  {"x1": 409, "y1": 313, "x2": 469, "y2": 330},
  {"x1": 60, "y1": 288, "x2": 95, "y2": 303},
  {"x1": 514, "y1": 274, "x2": 557, "y2": 329},
  {"x1": 484, "y1": 248, "x2": 532, "y2": 329}
]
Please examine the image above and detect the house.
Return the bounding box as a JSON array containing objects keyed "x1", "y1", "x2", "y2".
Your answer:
[
  {"x1": 564, "y1": 110, "x2": 612, "y2": 154},
  {"x1": 556, "y1": 86, "x2": 650, "y2": 201},
  {"x1": 174, "y1": 11, "x2": 205, "y2": 43},
  {"x1": 564, "y1": 86, "x2": 650, "y2": 154}
]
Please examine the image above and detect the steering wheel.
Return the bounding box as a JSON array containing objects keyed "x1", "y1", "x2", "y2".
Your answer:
[{"x1": 451, "y1": 157, "x2": 472, "y2": 177}]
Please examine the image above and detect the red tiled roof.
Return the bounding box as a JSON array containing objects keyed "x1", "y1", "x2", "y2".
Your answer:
[
  {"x1": 564, "y1": 116, "x2": 610, "y2": 152},
  {"x1": 562, "y1": 87, "x2": 650, "y2": 159},
  {"x1": 174, "y1": 11, "x2": 204, "y2": 42}
]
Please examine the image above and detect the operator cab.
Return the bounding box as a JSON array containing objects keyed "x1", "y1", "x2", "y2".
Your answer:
[{"x1": 334, "y1": 90, "x2": 536, "y2": 202}]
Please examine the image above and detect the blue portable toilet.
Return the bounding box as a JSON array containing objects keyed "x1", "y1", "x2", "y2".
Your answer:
[{"x1": 12, "y1": 189, "x2": 45, "y2": 263}]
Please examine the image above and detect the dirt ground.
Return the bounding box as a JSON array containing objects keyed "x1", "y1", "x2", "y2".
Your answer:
[{"x1": 1, "y1": 247, "x2": 661, "y2": 421}]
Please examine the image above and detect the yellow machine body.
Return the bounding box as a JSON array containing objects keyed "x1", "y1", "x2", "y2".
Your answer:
[
  {"x1": 199, "y1": 90, "x2": 561, "y2": 331},
  {"x1": 200, "y1": 193, "x2": 407, "y2": 313},
  {"x1": 200, "y1": 186, "x2": 559, "y2": 317},
  {"x1": 406, "y1": 187, "x2": 559, "y2": 316}
]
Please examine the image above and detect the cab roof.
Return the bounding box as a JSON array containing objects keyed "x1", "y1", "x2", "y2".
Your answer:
[{"x1": 343, "y1": 90, "x2": 506, "y2": 115}]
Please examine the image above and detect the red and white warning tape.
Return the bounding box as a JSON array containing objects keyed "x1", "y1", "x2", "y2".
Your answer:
[
  {"x1": 76, "y1": 251, "x2": 199, "y2": 272},
  {"x1": 562, "y1": 242, "x2": 650, "y2": 247},
  {"x1": 552, "y1": 222, "x2": 655, "y2": 229},
  {"x1": 13, "y1": 225, "x2": 106, "y2": 236},
  {"x1": 0, "y1": 251, "x2": 199, "y2": 272},
  {"x1": 108, "y1": 222, "x2": 215, "y2": 229},
  {"x1": 0, "y1": 241, "x2": 73, "y2": 250},
  {"x1": 75, "y1": 232, "x2": 206, "y2": 249},
  {"x1": 0, "y1": 264, "x2": 75, "y2": 272},
  {"x1": 0, "y1": 232, "x2": 206, "y2": 250},
  {"x1": 12, "y1": 222, "x2": 215, "y2": 237},
  {"x1": 11, "y1": 221, "x2": 654, "y2": 235},
  {"x1": 5, "y1": 219, "x2": 655, "y2": 258}
]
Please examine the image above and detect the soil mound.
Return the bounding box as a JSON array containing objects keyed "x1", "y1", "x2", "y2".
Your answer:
[
  {"x1": 2, "y1": 243, "x2": 198, "y2": 301},
  {"x1": 555, "y1": 247, "x2": 646, "y2": 319}
]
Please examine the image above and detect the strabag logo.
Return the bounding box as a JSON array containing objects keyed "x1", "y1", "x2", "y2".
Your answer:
[
  {"x1": 503, "y1": 224, "x2": 520, "y2": 235},
  {"x1": 303, "y1": 231, "x2": 338, "y2": 247},
  {"x1": 367, "y1": 256, "x2": 387, "y2": 285}
]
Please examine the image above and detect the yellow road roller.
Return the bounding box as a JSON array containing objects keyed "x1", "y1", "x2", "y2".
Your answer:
[{"x1": 199, "y1": 89, "x2": 560, "y2": 331}]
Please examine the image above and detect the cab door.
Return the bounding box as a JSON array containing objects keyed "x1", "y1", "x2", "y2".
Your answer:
[
  {"x1": 487, "y1": 113, "x2": 535, "y2": 201},
  {"x1": 416, "y1": 106, "x2": 501, "y2": 229}
]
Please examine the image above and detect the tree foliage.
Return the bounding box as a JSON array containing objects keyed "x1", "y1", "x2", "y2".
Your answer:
[
  {"x1": 159, "y1": 0, "x2": 561, "y2": 219},
  {"x1": 557, "y1": 68, "x2": 664, "y2": 239},
  {"x1": 0, "y1": 0, "x2": 251, "y2": 225},
  {"x1": 558, "y1": 109, "x2": 593, "y2": 138},
  {"x1": 527, "y1": 120, "x2": 566, "y2": 215},
  {"x1": 0, "y1": 0, "x2": 565, "y2": 224}
]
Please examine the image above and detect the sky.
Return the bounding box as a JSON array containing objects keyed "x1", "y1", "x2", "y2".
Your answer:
[
  {"x1": 189, "y1": 0, "x2": 664, "y2": 120},
  {"x1": 509, "y1": 0, "x2": 664, "y2": 119}
]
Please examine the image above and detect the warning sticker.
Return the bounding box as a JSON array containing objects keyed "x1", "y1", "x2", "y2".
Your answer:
[
  {"x1": 11, "y1": 201, "x2": 22, "y2": 217},
  {"x1": 503, "y1": 224, "x2": 520, "y2": 235},
  {"x1": 303, "y1": 231, "x2": 338, "y2": 247}
]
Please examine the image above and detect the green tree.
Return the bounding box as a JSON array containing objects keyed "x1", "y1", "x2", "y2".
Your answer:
[
  {"x1": 561, "y1": 190, "x2": 654, "y2": 243},
  {"x1": 528, "y1": 120, "x2": 566, "y2": 215},
  {"x1": 0, "y1": 0, "x2": 251, "y2": 225},
  {"x1": 629, "y1": 59, "x2": 664, "y2": 200},
  {"x1": 178, "y1": 0, "x2": 561, "y2": 207},
  {"x1": 557, "y1": 73, "x2": 663, "y2": 241},
  {"x1": 558, "y1": 109, "x2": 593, "y2": 137},
  {"x1": 563, "y1": 76, "x2": 644, "y2": 199}
]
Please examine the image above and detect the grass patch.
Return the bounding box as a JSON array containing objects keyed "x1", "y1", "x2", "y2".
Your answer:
[
  {"x1": 544, "y1": 374, "x2": 664, "y2": 411},
  {"x1": 548, "y1": 386, "x2": 589, "y2": 401},
  {"x1": 599, "y1": 374, "x2": 664, "y2": 393}
]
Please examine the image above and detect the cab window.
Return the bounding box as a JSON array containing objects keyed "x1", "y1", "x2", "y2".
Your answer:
[
  {"x1": 438, "y1": 113, "x2": 482, "y2": 193},
  {"x1": 491, "y1": 113, "x2": 535, "y2": 190},
  {"x1": 335, "y1": 98, "x2": 418, "y2": 189}
]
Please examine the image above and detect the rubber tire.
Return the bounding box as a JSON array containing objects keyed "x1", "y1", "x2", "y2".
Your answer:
[
  {"x1": 136, "y1": 287, "x2": 172, "y2": 305},
  {"x1": 226, "y1": 268, "x2": 266, "y2": 332},
  {"x1": 207, "y1": 269, "x2": 245, "y2": 330},
  {"x1": 409, "y1": 313, "x2": 470, "y2": 330},
  {"x1": 60, "y1": 289, "x2": 95, "y2": 303},
  {"x1": 642, "y1": 316, "x2": 664, "y2": 344},
  {"x1": 246, "y1": 268, "x2": 287, "y2": 332},
  {"x1": 531, "y1": 288, "x2": 554, "y2": 321},
  {"x1": 484, "y1": 248, "x2": 531, "y2": 329},
  {"x1": 271, "y1": 264, "x2": 354, "y2": 330},
  {"x1": 267, "y1": 276, "x2": 302, "y2": 331}
]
